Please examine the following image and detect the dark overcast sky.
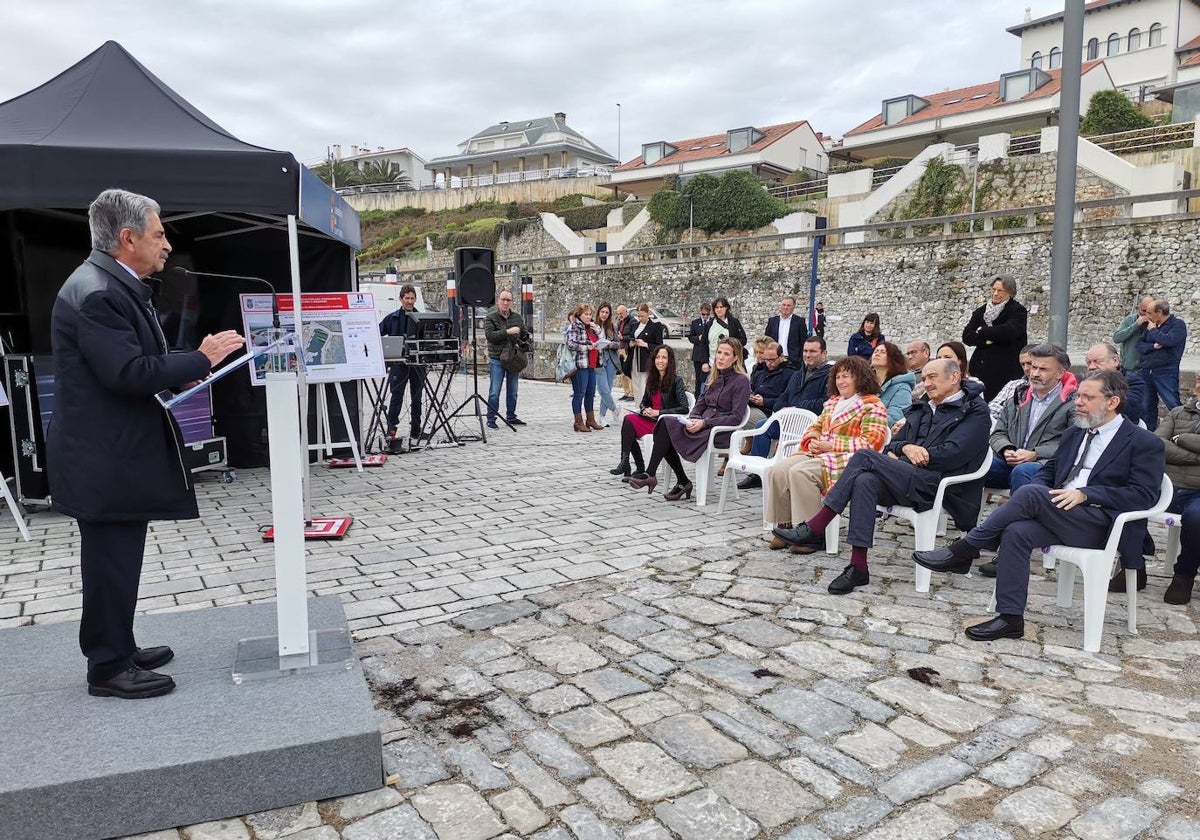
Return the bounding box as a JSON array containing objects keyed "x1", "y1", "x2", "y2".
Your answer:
[{"x1": 0, "y1": 1, "x2": 1066, "y2": 168}]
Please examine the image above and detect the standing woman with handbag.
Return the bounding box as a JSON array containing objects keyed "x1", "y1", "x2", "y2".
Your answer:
[
  {"x1": 627, "y1": 302, "x2": 665, "y2": 406},
  {"x1": 701, "y1": 297, "x2": 748, "y2": 377},
  {"x1": 564, "y1": 304, "x2": 603, "y2": 432},
  {"x1": 594, "y1": 302, "x2": 621, "y2": 427}
]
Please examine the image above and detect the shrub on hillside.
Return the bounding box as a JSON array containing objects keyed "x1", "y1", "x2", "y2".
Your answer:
[{"x1": 1081, "y1": 89, "x2": 1154, "y2": 135}]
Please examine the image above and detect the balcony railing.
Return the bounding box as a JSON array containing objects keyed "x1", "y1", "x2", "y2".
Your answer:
[
  {"x1": 1086, "y1": 121, "x2": 1196, "y2": 154},
  {"x1": 335, "y1": 166, "x2": 614, "y2": 196}
]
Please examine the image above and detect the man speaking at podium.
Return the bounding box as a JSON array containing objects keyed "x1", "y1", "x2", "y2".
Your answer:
[{"x1": 48, "y1": 189, "x2": 245, "y2": 699}]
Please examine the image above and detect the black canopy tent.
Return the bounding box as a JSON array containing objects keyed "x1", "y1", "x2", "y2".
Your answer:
[{"x1": 0, "y1": 40, "x2": 363, "y2": 471}]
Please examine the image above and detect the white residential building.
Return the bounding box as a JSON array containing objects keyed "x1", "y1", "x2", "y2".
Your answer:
[
  {"x1": 1008, "y1": 0, "x2": 1200, "y2": 98},
  {"x1": 333, "y1": 145, "x2": 431, "y2": 189}
]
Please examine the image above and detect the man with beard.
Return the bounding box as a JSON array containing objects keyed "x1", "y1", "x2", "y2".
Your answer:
[{"x1": 913, "y1": 370, "x2": 1164, "y2": 642}]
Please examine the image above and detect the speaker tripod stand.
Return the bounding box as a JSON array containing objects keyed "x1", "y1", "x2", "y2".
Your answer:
[{"x1": 443, "y1": 304, "x2": 514, "y2": 443}]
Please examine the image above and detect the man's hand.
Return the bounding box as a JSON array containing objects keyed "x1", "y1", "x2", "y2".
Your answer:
[
  {"x1": 701, "y1": 363, "x2": 710, "y2": 373},
  {"x1": 1005, "y1": 448, "x2": 1037, "y2": 465},
  {"x1": 901, "y1": 444, "x2": 930, "y2": 466},
  {"x1": 506, "y1": 326, "x2": 521, "y2": 335},
  {"x1": 199, "y1": 331, "x2": 246, "y2": 366},
  {"x1": 1049, "y1": 488, "x2": 1087, "y2": 510},
  {"x1": 750, "y1": 394, "x2": 763, "y2": 406},
  {"x1": 891, "y1": 418, "x2": 907, "y2": 435}
]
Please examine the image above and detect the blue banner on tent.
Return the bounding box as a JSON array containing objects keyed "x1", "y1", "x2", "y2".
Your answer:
[{"x1": 299, "y1": 167, "x2": 362, "y2": 250}]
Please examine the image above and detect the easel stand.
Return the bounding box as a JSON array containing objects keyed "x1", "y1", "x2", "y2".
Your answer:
[
  {"x1": 311, "y1": 381, "x2": 363, "y2": 471},
  {"x1": 443, "y1": 304, "x2": 514, "y2": 442}
]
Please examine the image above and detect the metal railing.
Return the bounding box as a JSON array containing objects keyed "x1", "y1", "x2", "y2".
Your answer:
[
  {"x1": 335, "y1": 166, "x2": 614, "y2": 196},
  {"x1": 768, "y1": 164, "x2": 908, "y2": 202},
  {"x1": 388, "y1": 188, "x2": 1200, "y2": 282},
  {"x1": 1086, "y1": 121, "x2": 1196, "y2": 154},
  {"x1": 1008, "y1": 134, "x2": 1042, "y2": 157}
]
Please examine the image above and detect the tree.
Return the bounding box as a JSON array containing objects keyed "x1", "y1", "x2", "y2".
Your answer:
[
  {"x1": 647, "y1": 170, "x2": 788, "y2": 234},
  {"x1": 359, "y1": 159, "x2": 413, "y2": 189},
  {"x1": 311, "y1": 157, "x2": 363, "y2": 189},
  {"x1": 1080, "y1": 89, "x2": 1153, "y2": 135}
]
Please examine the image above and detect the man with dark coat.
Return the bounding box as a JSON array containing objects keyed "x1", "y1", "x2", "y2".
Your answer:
[
  {"x1": 774, "y1": 359, "x2": 991, "y2": 594},
  {"x1": 914, "y1": 371, "x2": 1164, "y2": 641},
  {"x1": 1084, "y1": 341, "x2": 1145, "y2": 428},
  {"x1": 746, "y1": 341, "x2": 792, "y2": 426},
  {"x1": 378, "y1": 284, "x2": 426, "y2": 442},
  {"x1": 747, "y1": 336, "x2": 831, "y2": 460},
  {"x1": 49, "y1": 189, "x2": 245, "y2": 699},
  {"x1": 686, "y1": 302, "x2": 712, "y2": 398},
  {"x1": 764, "y1": 295, "x2": 807, "y2": 369},
  {"x1": 1136, "y1": 294, "x2": 1188, "y2": 430}
]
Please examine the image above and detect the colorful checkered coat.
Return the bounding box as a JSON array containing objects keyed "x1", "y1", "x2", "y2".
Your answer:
[{"x1": 797, "y1": 394, "x2": 890, "y2": 487}]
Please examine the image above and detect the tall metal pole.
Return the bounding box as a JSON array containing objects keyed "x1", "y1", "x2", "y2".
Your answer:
[{"x1": 1049, "y1": 0, "x2": 1085, "y2": 347}]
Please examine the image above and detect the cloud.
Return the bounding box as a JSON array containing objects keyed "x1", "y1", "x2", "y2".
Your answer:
[{"x1": 0, "y1": 0, "x2": 1068, "y2": 169}]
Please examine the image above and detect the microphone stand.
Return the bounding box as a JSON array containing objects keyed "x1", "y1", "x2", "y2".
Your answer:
[{"x1": 172, "y1": 266, "x2": 280, "y2": 330}]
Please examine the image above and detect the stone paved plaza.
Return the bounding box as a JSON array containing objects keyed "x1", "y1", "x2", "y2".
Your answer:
[{"x1": 2, "y1": 379, "x2": 1200, "y2": 840}]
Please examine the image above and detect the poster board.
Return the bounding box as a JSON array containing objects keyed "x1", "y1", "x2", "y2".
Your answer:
[{"x1": 239, "y1": 293, "x2": 385, "y2": 384}]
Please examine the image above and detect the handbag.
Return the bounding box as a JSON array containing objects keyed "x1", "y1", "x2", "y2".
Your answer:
[
  {"x1": 500, "y1": 339, "x2": 528, "y2": 374},
  {"x1": 555, "y1": 342, "x2": 576, "y2": 383}
]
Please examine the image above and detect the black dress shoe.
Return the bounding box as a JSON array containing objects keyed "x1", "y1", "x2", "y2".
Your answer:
[
  {"x1": 913, "y1": 548, "x2": 973, "y2": 575},
  {"x1": 507, "y1": 417, "x2": 527, "y2": 426},
  {"x1": 828, "y1": 564, "x2": 870, "y2": 594},
  {"x1": 978, "y1": 561, "x2": 997, "y2": 578},
  {"x1": 772, "y1": 523, "x2": 823, "y2": 548},
  {"x1": 965, "y1": 615, "x2": 1025, "y2": 642},
  {"x1": 132, "y1": 646, "x2": 174, "y2": 671},
  {"x1": 737, "y1": 475, "x2": 762, "y2": 490},
  {"x1": 88, "y1": 667, "x2": 175, "y2": 699},
  {"x1": 1108, "y1": 567, "x2": 1148, "y2": 592}
]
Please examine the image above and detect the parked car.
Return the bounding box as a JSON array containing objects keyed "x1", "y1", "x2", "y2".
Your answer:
[{"x1": 650, "y1": 307, "x2": 689, "y2": 339}]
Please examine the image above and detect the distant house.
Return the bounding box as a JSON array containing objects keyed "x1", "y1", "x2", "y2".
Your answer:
[
  {"x1": 336, "y1": 144, "x2": 430, "y2": 188},
  {"x1": 425, "y1": 112, "x2": 617, "y2": 188},
  {"x1": 836, "y1": 62, "x2": 1116, "y2": 162},
  {"x1": 1007, "y1": 0, "x2": 1200, "y2": 99},
  {"x1": 607, "y1": 121, "x2": 827, "y2": 199},
  {"x1": 1152, "y1": 33, "x2": 1200, "y2": 119}
]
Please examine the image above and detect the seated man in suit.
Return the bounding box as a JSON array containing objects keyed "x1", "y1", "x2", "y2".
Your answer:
[
  {"x1": 1084, "y1": 341, "x2": 1145, "y2": 427},
  {"x1": 773, "y1": 358, "x2": 991, "y2": 594},
  {"x1": 914, "y1": 370, "x2": 1165, "y2": 641},
  {"x1": 742, "y1": 336, "x2": 832, "y2": 475},
  {"x1": 985, "y1": 343, "x2": 1078, "y2": 495},
  {"x1": 765, "y1": 295, "x2": 806, "y2": 369}
]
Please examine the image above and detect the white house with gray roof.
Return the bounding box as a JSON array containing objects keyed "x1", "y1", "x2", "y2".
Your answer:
[{"x1": 426, "y1": 112, "x2": 618, "y2": 188}]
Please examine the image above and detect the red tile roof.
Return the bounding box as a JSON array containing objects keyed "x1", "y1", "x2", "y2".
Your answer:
[
  {"x1": 844, "y1": 62, "x2": 1106, "y2": 138},
  {"x1": 613, "y1": 121, "x2": 809, "y2": 173},
  {"x1": 1182, "y1": 51, "x2": 1200, "y2": 68},
  {"x1": 1178, "y1": 34, "x2": 1200, "y2": 53}
]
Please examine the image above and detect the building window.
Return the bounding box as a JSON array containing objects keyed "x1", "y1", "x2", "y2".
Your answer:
[
  {"x1": 726, "y1": 126, "x2": 764, "y2": 153},
  {"x1": 1107, "y1": 32, "x2": 1121, "y2": 55},
  {"x1": 1128, "y1": 27, "x2": 1141, "y2": 50},
  {"x1": 1087, "y1": 38, "x2": 1099, "y2": 60},
  {"x1": 1049, "y1": 47, "x2": 1062, "y2": 68},
  {"x1": 1149, "y1": 22, "x2": 1163, "y2": 46},
  {"x1": 881, "y1": 95, "x2": 929, "y2": 125},
  {"x1": 642, "y1": 143, "x2": 663, "y2": 165},
  {"x1": 1000, "y1": 68, "x2": 1051, "y2": 102},
  {"x1": 1031, "y1": 51, "x2": 1044, "y2": 69}
]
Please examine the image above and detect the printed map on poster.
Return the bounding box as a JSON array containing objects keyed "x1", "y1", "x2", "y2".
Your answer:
[{"x1": 239, "y1": 292, "x2": 385, "y2": 384}]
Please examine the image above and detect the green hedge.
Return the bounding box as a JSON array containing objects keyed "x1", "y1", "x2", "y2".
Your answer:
[{"x1": 559, "y1": 202, "x2": 623, "y2": 231}]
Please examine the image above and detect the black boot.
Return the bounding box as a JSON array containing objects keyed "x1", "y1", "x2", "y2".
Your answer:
[{"x1": 610, "y1": 455, "x2": 631, "y2": 476}]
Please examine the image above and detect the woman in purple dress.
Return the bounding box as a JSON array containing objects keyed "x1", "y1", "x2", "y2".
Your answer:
[{"x1": 629, "y1": 338, "x2": 751, "y2": 501}]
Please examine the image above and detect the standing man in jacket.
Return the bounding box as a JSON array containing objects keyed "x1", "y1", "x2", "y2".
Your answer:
[
  {"x1": 765, "y1": 296, "x2": 806, "y2": 370},
  {"x1": 1136, "y1": 295, "x2": 1188, "y2": 430},
  {"x1": 378, "y1": 284, "x2": 426, "y2": 442},
  {"x1": 49, "y1": 189, "x2": 245, "y2": 699},
  {"x1": 811, "y1": 301, "x2": 827, "y2": 340},
  {"x1": 614, "y1": 304, "x2": 636, "y2": 402},
  {"x1": 687, "y1": 302, "x2": 712, "y2": 398},
  {"x1": 484, "y1": 288, "x2": 530, "y2": 429},
  {"x1": 1112, "y1": 296, "x2": 1153, "y2": 372}
]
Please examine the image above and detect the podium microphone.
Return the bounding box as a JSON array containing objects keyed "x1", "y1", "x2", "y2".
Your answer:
[{"x1": 172, "y1": 266, "x2": 280, "y2": 329}]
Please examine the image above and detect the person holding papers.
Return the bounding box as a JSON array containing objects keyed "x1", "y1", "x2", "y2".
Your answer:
[
  {"x1": 629, "y1": 337, "x2": 750, "y2": 501},
  {"x1": 48, "y1": 189, "x2": 245, "y2": 699}
]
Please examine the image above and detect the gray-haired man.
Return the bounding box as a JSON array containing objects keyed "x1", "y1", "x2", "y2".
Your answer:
[{"x1": 49, "y1": 189, "x2": 245, "y2": 698}]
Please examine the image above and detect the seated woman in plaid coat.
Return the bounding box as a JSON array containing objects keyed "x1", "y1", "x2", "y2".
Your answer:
[{"x1": 764, "y1": 356, "x2": 889, "y2": 553}]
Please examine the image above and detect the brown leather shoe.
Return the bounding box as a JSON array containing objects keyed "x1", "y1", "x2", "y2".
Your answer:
[
  {"x1": 573, "y1": 414, "x2": 590, "y2": 433},
  {"x1": 740, "y1": 438, "x2": 753, "y2": 456},
  {"x1": 586, "y1": 411, "x2": 604, "y2": 430},
  {"x1": 1164, "y1": 575, "x2": 1195, "y2": 605},
  {"x1": 717, "y1": 455, "x2": 728, "y2": 477},
  {"x1": 1108, "y1": 567, "x2": 1148, "y2": 592}
]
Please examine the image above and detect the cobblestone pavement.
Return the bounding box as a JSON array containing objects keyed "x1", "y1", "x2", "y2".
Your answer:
[{"x1": 2, "y1": 381, "x2": 1199, "y2": 840}]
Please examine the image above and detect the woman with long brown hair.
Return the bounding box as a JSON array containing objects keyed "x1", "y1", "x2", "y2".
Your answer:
[
  {"x1": 594, "y1": 301, "x2": 621, "y2": 427},
  {"x1": 870, "y1": 341, "x2": 915, "y2": 425},
  {"x1": 564, "y1": 304, "x2": 602, "y2": 432},
  {"x1": 629, "y1": 337, "x2": 750, "y2": 501},
  {"x1": 610, "y1": 345, "x2": 689, "y2": 478}
]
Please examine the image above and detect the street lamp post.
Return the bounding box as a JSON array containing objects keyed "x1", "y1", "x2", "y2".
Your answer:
[{"x1": 616, "y1": 103, "x2": 622, "y2": 163}]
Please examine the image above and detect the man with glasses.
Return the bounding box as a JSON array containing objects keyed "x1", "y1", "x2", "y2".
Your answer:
[
  {"x1": 484, "y1": 289, "x2": 530, "y2": 429},
  {"x1": 914, "y1": 371, "x2": 1164, "y2": 641},
  {"x1": 905, "y1": 341, "x2": 931, "y2": 401}
]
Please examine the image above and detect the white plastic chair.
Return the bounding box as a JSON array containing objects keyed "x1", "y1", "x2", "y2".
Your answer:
[
  {"x1": 1024, "y1": 474, "x2": 1173, "y2": 653},
  {"x1": 718, "y1": 408, "x2": 818, "y2": 524},
  {"x1": 1148, "y1": 510, "x2": 1182, "y2": 578},
  {"x1": 694, "y1": 405, "x2": 752, "y2": 506},
  {"x1": 637, "y1": 392, "x2": 696, "y2": 483},
  {"x1": 824, "y1": 425, "x2": 891, "y2": 552}
]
